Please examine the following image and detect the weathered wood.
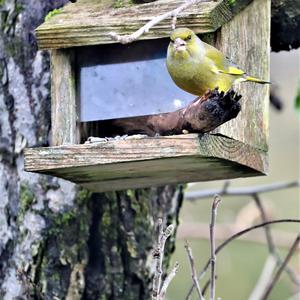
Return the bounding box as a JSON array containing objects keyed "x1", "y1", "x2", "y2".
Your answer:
[
  {"x1": 214, "y1": 0, "x2": 270, "y2": 151},
  {"x1": 51, "y1": 49, "x2": 79, "y2": 145},
  {"x1": 24, "y1": 134, "x2": 268, "y2": 192},
  {"x1": 35, "y1": 0, "x2": 252, "y2": 49}
]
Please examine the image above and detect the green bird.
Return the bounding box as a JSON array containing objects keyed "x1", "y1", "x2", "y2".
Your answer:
[{"x1": 166, "y1": 27, "x2": 270, "y2": 96}]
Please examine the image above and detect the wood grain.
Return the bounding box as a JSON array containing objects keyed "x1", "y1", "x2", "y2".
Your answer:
[
  {"x1": 51, "y1": 49, "x2": 80, "y2": 145},
  {"x1": 24, "y1": 134, "x2": 268, "y2": 192},
  {"x1": 35, "y1": 0, "x2": 248, "y2": 49},
  {"x1": 214, "y1": 0, "x2": 270, "y2": 151}
]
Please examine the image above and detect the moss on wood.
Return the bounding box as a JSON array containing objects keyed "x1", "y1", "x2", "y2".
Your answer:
[{"x1": 44, "y1": 8, "x2": 62, "y2": 22}]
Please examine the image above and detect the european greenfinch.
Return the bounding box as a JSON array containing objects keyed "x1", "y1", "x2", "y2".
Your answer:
[{"x1": 166, "y1": 28, "x2": 270, "y2": 96}]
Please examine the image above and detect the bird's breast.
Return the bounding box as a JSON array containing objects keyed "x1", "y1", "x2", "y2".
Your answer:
[{"x1": 167, "y1": 58, "x2": 216, "y2": 96}]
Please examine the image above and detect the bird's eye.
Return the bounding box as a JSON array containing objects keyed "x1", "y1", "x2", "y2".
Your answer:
[{"x1": 185, "y1": 35, "x2": 192, "y2": 41}]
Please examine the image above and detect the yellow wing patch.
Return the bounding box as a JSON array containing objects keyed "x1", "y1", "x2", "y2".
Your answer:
[
  {"x1": 211, "y1": 65, "x2": 245, "y2": 76},
  {"x1": 217, "y1": 66, "x2": 245, "y2": 75}
]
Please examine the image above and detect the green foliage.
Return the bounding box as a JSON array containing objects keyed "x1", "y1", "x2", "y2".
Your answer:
[{"x1": 45, "y1": 8, "x2": 62, "y2": 22}]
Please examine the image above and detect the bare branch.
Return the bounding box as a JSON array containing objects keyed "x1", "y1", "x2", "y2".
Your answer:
[
  {"x1": 210, "y1": 195, "x2": 221, "y2": 300},
  {"x1": 184, "y1": 240, "x2": 205, "y2": 300},
  {"x1": 248, "y1": 255, "x2": 277, "y2": 300},
  {"x1": 159, "y1": 262, "x2": 179, "y2": 299},
  {"x1": 185, "y1": 180, "x2": 300, "y2": 201},
  {"x1": 253, "y1": 194, "x2": 300, "y2": 285},
  {"x1": 152, "y1": 219, "x2": 175, "y2": 300},
  {"x1": 261, "y1": 234, "x2": 300, "y2": 300},
  {"x1": 108, "y1": 0, "x2": 209, "y2": 44},
  {"x1": 185, "y1": 219, "x2": 300, "y2": 299},
  {"x1": 201, "y1": 277, "x2": 212, "y2": 298},
  {"x1": 152, "y1": 218, "x2": 163, "y2": 300},
  {"x1": 178, "y1": 223, "x2": 298, "y2": 249}
]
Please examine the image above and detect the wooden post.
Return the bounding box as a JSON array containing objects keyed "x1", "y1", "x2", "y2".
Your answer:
[
  {"x1": 51, "y1": 49, "x2": 79, "y2": 145},
  {"x1": 214, "y1": 0, "x2": 270, "y2": 151}
]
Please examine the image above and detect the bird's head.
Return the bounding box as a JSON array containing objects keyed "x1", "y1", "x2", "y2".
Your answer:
[{"x1": 168, "y1": 28, "x2": 204, "y2": 60}]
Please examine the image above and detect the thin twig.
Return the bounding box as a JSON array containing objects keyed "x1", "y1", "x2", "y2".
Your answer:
[
  {"x1": 185, "y1": 219, "x2": 300, "y2": 299},
  {"x1": 152, "y1": 219, "x2": 175, "y2": 300},
  {"x1": 210, "y1": 196, "x2": 221, "y2": 300},
  {"x1": 108, "y1": 0, "x2": 209, "y2": 44},
  {"x1": 185, "y1": 180, "x2": 300, "y2": 201},
  {"x1": 184, "y1": 240, "x2": 205, "y2": 300},
  {"x1": 253, "y1": 194, "x2": 300, "y2": 285},
  {"x1": 159, "y1": 262, "x2": 179, "y2": 299},
  {"x1": 201, "y1": 277, "x2": 212, "y2": 297},
  {"x1": 261, "y1": 234, "x2": 300, "y2": 300}
]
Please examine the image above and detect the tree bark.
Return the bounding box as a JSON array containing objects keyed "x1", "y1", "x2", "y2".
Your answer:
[
  {"x1": 0, "y1": 1, "x2": 182, "y2": 299},
  {"x1": 271, "y1": 0, "x2": 300, "y2": 52}
]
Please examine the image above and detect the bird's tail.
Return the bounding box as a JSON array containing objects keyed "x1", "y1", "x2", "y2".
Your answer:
[{"x1": 245, "y1": 76, "x2": 271, "y2": 84}]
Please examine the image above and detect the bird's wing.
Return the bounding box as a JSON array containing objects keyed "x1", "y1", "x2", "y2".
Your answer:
[
  {"x1": 204, "y1": 42, "x2": 245, "y2": 75},
  {"x1": 218, "y1": 66, "x2": 245, "y2": 75}
]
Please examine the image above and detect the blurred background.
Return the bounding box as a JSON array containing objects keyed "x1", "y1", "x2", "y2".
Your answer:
[{"x1": 168, "y1": 49, "x2": 300, "y2": 300}]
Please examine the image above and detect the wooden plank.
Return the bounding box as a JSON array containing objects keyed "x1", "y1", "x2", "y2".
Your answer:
[
  {"x1": 214, "y1": 0, "x2": 270, "y2": 151},
  {"x1": 51, "y1": 49, "x2": 79, "y2": 145},
  {"x1": 24, "y1": 134, "x2": 267, "y2": 192},
  {"x1": 36, "y1": 0, "x2": 237, "y2": 49}
]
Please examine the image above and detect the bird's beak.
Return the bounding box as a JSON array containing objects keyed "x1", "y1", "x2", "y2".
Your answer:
[{"x1": 174, "y1": 38, "x2": 187, "y2": 52}]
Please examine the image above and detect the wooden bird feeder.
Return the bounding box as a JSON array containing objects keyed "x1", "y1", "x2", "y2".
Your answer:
[{"x1": 24, "y1": 0, "x2": 270, "y2": 192}]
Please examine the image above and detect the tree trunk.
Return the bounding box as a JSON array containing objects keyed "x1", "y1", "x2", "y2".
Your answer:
[
  {"x1": 0, "y1": 1, "x2": 182, "y2": 299},
  {"x1": 271, "y1": 0, "x2": 300, "y2": 51}
]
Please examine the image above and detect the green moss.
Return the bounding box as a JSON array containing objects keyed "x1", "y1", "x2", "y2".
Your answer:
[
  {"x1": 50, "y1": 271, "x2": 61, "y2": 284},
  {"x1": 113, "y1": 0, "x2": 124, "y2": 8},
  {"x1": 126, "y1": 189, "x2": 135, "y2": 198},
  {"x1": 227, "y1": 0, "x2": 236, "y2": 5},
  {"x1": 20, "y1": 183, "x2": 35, "y2": 215},
  {"x1": 54, "y1": 210, "x2": 76, "y2": 227},
  {"x1": 45, "y1": 8, "x2": 62, "y2": 22},
  {"x1": 113, "y1": 0, "x2": 134, "y2": 8},
  {"x1": 126, "y1": 240, "x2": 137, "y2": 258},
  {"x1": 15, "y1": 3, "x2": 23, "y2": 13},
  {"x1": 101, "y1": 210, "x2": 111, "y2": 227}
]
